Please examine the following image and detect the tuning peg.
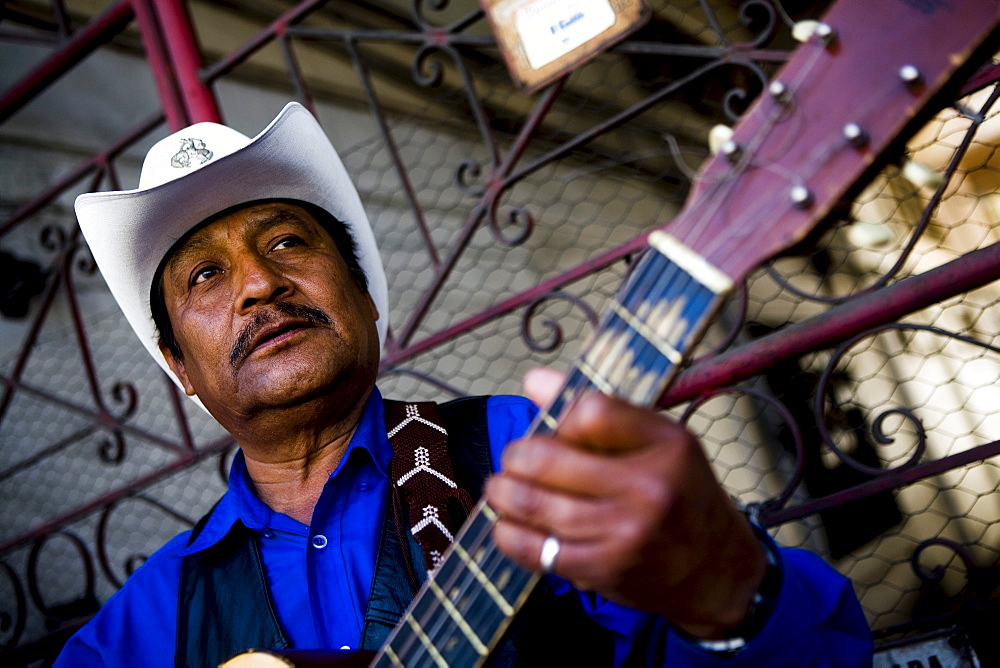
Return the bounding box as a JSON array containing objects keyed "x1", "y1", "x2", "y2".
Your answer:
[
  {"x1": 847, "y1": 220, "x2": 895, "y2": 250},
  {"x1": 708, "y1": 125, "x2": 734, "y2": 156},
  {"x1": 792, "y1": 20, "x2": 837, "y2": 45},
  {"x1": 901, "y1": 159, "x2": 944, "y2": 191}
]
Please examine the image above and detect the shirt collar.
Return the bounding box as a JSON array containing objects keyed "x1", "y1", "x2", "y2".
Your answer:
[{"x1": 177, "y1": 387, "x2": 392, "y2": 556}]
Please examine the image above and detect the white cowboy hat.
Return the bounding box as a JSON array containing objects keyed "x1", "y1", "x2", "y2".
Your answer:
[{"x1": 75, "y1": 102, "x2": 388, "y2": 408}]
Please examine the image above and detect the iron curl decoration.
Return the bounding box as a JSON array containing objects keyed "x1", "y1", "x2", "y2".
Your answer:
[
  {"x1": 96, "y1": 495, "x2": 196, "y2": 588},
  {"x1": 910, "y1": 537, "x2": 976, "y2": 591},
  {"x1": 72, "y1": 241, "x2": 98, "y2": 276},
  {"x1": 0, "y1": 560, "x2": 27, "y2": 648},
  {"x1": 412, "y1": 43, "x2": 447, "y2": 88},
  {"x1": 764, "y1": 83, "x2": 999, "y2": 305},
  {"x1": 813, "y1": 323, "x2": 1000, "y2": 477},
  {"x1": 520, "y1": 291, "x2": 599, "y2": 354},
  {"x1": 721, "y1": 59, "x2": 770, "y2": 123},
  {"x1": 96, "y1": 382, "x2": 139, "y2": 464},
  {"x1": 97, "y1": 432, "x2": 127, "y2": 464},
  {"x1": 455, "y1": 158, "x2": 486, "y2": 197},
  {"x1": 735, "y1": 0, "x2": 781, "y2": 49},
  {"x1": 410, "y1": 0, "x2": 481, "y2": 31},
  {"x1": 487, "y1": 197, "x2": 534, "y2": 246},
  {"x1": 679, "y1": 385, "x2": 806, "y2": 513},
  {"x1": 39, "y1": 225, "x2": 68, "y2": 254},
  {"x1": 26, "y1": 531, "x2": 97, "y2": 627}
]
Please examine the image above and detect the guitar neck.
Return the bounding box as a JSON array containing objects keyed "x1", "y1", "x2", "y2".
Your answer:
[
  {"x1": 373, "y1": 233, "x2": 732, "y2": 667},
  {"x1": 373, "y1": 0, "x2": 1000, "y2": 663}
]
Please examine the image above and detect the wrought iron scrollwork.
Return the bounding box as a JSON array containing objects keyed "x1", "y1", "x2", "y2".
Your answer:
[
  {"x1": 814, "y1": 323, "x2": 1000, "y2": 476},
  {"x1": 520, "y1": 291, "x2": 600, "y2": 353},
  {"x1": 0, "y1": 560, "x2": 27, "y2": 648}
]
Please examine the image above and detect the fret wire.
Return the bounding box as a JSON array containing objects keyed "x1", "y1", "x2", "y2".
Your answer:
[
  {"x1": 451, "y1": 542, "x2": 515, "y2": 615},
  {"x1": 613, "y1": 282, "x2": 686, "y2": 405},
  {"x1": 385, "y1": 503, "x2": 498, "y2": 664},
  {"x1": 384, "y1": 644, "x2": 403, "y2": 667},
  {"x1": 607, "y1": 300, "x2": 683, "y2": 366},
  {"x1": 427, "y1": 510, "x2": 499, "y2": 615},
  {"x1": 425, "y1": 512, "x2": 508, "y2": 653},
  {"x1": 428, "y1": 579, "x2": 489, "y2": 657},
  {"x1": 589, "y1": 251, "x2": 683, "y2": 403},
  {"x1": 383, "y1": 243, "x2": 734, "y2": 667},
  {"x1": 404, "y1": 614, "x2": 448, "y2": 668}
]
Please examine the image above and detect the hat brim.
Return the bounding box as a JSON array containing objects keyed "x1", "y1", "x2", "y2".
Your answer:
[{"x1": 75, "y1": 102, "x2": 388, "y2": 407}]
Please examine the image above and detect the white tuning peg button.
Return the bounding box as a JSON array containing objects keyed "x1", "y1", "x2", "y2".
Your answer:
[
  {"x1": 792, "y1": 20, "x2": 819, "y2": 42},
  {"x1": 708, "y1": 124, "x2": 734, "y2": 156}
]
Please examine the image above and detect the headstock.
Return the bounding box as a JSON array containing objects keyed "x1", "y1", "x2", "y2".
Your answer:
[{"x1": 666, "y1": 0, "x2": 1000, "y2": 283}]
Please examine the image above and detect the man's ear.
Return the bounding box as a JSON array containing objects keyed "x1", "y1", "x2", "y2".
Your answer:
[
  {"x1": 366, "y1": 292, "x2": 380, "y2": 322},
  {"x1": 158, "y1": 341, "x2": 197, "y2": 396}
]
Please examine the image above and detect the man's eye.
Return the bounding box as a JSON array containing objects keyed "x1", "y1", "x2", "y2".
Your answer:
[
  {"x1": 272, "y1": 236, "x2": 304, "y2": 251},
  {"x1": 192, "y1": 266, "x2": 220, "y2": 285}
]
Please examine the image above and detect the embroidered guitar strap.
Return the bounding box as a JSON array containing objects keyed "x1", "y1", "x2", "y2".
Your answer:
[{"x1": 384, "y1": 400, "x2": 474, "y2": 571}]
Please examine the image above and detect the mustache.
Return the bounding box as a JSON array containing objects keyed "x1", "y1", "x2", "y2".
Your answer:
[{"x1": 230, "y1": 301, "x2": 331, "y2": 368}]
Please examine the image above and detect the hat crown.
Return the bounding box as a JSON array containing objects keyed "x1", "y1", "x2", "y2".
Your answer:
[{"x1": 138, "y1": 122, "x2": 251, "y2": 190}]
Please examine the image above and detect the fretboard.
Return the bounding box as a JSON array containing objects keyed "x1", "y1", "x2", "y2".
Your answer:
[{"x1": 372, "y1": 231, "x2": 732, "y2": 667}]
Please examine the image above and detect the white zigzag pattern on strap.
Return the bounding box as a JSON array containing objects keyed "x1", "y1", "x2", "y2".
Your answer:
[
  {"x1": 386, "y1": 403, "x2": 449, "y2": 439},
  {"x1": 411, "y1": 505, "x2": 455, "y2": 543},
  {"x1": 396, "y1": 447, "x2": 458, "y2": 488}
]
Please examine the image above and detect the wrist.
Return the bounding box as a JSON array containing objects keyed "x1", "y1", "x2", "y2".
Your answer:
[{"x1": 677, "y1": 524, "x2": 782, "y2": 656}]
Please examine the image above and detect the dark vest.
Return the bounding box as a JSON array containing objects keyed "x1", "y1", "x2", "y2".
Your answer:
[{"x1": 176, "y1": 397, "x2": 614, "y2": 667}]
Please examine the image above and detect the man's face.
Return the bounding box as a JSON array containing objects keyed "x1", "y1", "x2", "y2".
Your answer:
[{"x1": 158, "y1": 202, "x2": 380, "y2": 420}]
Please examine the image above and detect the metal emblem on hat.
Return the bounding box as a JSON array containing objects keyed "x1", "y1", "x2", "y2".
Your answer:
[{"x1": 170, "y1": 138, "x2": 214, "y2": 168}]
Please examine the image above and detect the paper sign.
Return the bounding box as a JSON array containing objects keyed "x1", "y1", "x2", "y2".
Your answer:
[
  {"x1": 482, "y1": 0, "x2": 649, "y2": 92},
  {"x1": 516, "y1": 0, "x2": 616, "y2": 70}
]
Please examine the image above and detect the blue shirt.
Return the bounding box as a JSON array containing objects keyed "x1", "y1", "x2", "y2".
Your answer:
[{"x1": 56, "y1": 390, "x2": 872, "y2": 666}]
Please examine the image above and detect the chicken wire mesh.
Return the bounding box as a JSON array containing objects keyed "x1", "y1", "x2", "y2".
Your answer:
[{"x1": 1, "y1": 0, "x2": 999, "y2": 661}]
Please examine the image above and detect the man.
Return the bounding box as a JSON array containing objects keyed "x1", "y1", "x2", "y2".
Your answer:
[{"x1": 57, "y1": 102, "x2": 871, "y2": 666}]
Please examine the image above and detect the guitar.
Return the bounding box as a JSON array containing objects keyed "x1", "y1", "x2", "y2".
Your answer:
[{"x1": 226, "y1": 0, "x2": 1000, "y2": 665}]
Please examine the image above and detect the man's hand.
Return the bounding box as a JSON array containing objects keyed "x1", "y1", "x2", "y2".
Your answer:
[{"x1": 484, "y1": 368, "x2": 767, "y2": 639}]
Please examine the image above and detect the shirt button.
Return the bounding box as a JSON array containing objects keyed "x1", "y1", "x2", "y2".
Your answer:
[
  {"x1": 359, "y1": 483, "x2": 369, "y2": 492},
  {"x1": 340, "y1": 645, "x2": 351, "y2": 650},
  {"x1": 262, "y1": 529, "x2": 274, "y2": 539},
  {"x1": 311, "y1": 534, "x2": 328, "y2": 549}
]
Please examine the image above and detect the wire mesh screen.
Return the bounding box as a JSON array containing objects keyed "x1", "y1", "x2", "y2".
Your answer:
[{"x1": 1, "y1": 0, "x2": 999, "y2": 662}]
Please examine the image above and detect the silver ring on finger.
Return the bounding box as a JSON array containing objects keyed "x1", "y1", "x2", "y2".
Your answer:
[{"x1": 539, "y1": 535, "x2": 561, "y2": 574}]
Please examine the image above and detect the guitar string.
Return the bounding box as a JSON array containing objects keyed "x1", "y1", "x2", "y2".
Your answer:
[
  {"x1": 384, "y1": 254, "x2": 655, "y2": 663},
  {"x1": 380, "y1": 16, "x2": 988, "y2": 662},
  {"x1": 387, "y1": 33, "x2": 848, "y2": 666},
  {"x1": 391, "y1": 251, "x2": 690, "y2": 664},
  {"x1": 681, "y1": 41, "x2": 828, "y2": 262}
]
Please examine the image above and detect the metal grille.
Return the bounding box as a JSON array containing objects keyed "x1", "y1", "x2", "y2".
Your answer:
[{"x1": 1, "y1": 0, "x2": 999, "y2": 662}]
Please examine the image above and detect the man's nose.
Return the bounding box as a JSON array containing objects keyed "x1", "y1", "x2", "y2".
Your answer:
[{"x1": 235, "y1": 257, "x2": 292, "y2": 312}]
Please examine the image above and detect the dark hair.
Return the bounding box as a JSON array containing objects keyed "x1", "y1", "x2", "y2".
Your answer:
[{"x1": 151, "y1": 199, "x2": 368, "y2": 361}]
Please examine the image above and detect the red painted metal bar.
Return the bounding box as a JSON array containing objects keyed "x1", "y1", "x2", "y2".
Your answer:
[
  {"x1": 961, "y1": 62, "x2": 1000, "y2": 96},
  {"x1": 380, "y1": 227, "x2": 648, "y2": 367},
  {"x1": 199, "y1": 0, "x2": 328, "y2": 83},
  {"x1": 131, "y1": 0, "x2": 189, "y2": 130},
  {"x1": 150, "y1": 0, "x2": 222, "y2": 126},
  {"x1": 660, "y1": 241, "x2": 1000, "y2": 408},
  {"x1": 0, "y1": 0, "x2": 134, "y2": 124},
  {"x1": 763, "y1": 439, "x2": 1000, "y2": 526}
]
